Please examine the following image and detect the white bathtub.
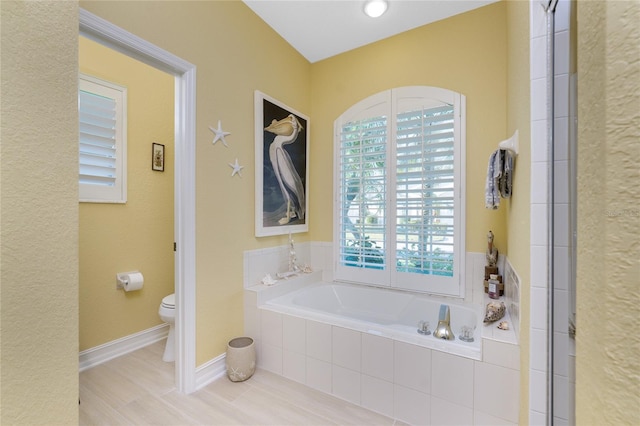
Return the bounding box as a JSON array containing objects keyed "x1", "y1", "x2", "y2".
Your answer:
[{"x1": 263, "y1": 281, "x2": 483, "y2": 360}]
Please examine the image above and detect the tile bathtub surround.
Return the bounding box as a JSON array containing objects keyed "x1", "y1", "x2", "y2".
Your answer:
[
  {"x1": 243, "y1": 242, "x2": 312, "y2": 288},
  {"x1": 244, "y1": 246, "x2": 521, "y2": 348},
  {"x1": 246, "y1": 243, "x2": 518, "y2": 312},
  {"x1": 244, "y1": 244, "x2": 522, "y2": 424},
  {"x1": 249, "y1": 308, "x2": 520, "y2": 425},
  {"x1": 503, "y1": 258, "x2": 521, "y2": 341}
]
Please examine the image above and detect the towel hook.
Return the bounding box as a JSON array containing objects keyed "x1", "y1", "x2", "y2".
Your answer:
[{"x1": 498, "y1": 130, "x2": 519, "y2": 155}]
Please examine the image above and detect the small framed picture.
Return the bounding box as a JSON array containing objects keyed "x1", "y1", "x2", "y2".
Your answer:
[{"x1": 152, "y1": 142, "x2": 165, "y2": 171}]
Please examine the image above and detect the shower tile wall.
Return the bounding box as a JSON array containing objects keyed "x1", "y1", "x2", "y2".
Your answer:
[
  {"x1": 552, "y1": 0, "x2": 576, "y2": 423},
  {"x1": 529, "y1": 0, "x2": 575, "y2": 424},
  {"x1": 529, "y1": 1, "x2": 550, "y2": 422}
]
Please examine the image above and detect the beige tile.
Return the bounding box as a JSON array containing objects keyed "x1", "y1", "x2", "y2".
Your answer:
[
  {"x1": 230, "y1": 384, "x2": 337, "y2": 425},
  {"x1": 80, "y1": 363, "x2": 151, "y2": 409},
  {"x1": 197, "y1": 374, "x2": 253, "y2": 403},
  {"x1": 102, "y1": 348, "x2": 175, "y2": 396},
  {"x1": 163, "y1": 390, "x2": 249, "y2": 425},
  {"x1": 80, "y1": 342, "x2": 395, "y2": 426},
  {"x1": 117, "y1": 393, "x2": 201, "y2": 425},
  {"x1": 79, "y1": 383, "x2": 131, "y2": 426}
]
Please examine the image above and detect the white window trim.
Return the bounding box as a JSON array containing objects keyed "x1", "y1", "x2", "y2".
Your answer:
[
  {"x1": 79, "y1": 73, "x2": 127, "y2": 203},
  {"x1": 333, "y1": 86, "x2": 466, "y2": 297}
]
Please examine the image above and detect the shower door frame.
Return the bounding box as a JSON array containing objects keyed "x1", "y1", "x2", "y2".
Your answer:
[{"x1": 79, "y1": 9, "x2": 198, "y2": 394}]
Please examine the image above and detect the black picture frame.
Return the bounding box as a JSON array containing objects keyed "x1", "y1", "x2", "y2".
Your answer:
[{"x1": 152, "y1": 142, "x2": 165, "y2": 172}]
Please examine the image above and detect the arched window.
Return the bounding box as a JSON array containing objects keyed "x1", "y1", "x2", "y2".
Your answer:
[{"x1": 334, "y1": 86, "x2": 466, "y2": 297}]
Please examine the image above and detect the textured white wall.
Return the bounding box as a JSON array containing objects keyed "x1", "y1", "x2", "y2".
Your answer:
[{"x1": 1, "y1": 1, "x2": 79, "y2": 423}]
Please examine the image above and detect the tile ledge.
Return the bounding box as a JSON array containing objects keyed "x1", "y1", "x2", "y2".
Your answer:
[{"x1": 480, "y1": 296, "x2": 519, "y2": 346}]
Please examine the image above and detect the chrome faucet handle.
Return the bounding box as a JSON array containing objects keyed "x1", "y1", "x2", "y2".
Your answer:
[
  {"x1": 417, "y1": 320, "x2": 431, "y2": 335},
  {"x1": 459, "y1": 325, "x2": 475, "y2": 342}
]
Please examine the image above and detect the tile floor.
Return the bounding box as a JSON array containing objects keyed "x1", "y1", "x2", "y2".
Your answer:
[{"x1": 79, "y1": 340, "x2": 403, "y2": 425}]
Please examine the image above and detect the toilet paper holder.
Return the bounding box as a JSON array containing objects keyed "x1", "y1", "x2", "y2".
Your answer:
[{"x1": 116, "y1": 271, "x2": 141, "y2": 290}]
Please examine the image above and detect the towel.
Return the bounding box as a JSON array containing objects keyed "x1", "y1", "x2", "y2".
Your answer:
[
  {"x1": 500, "y1": 149, "x2": 514, "y2": 198},
  {"x1": 485, "y1": 149, "x2": 501, "y2": 209},
  {"x1": 485, "y1": 149, "x2": 514, "y2": 209}
]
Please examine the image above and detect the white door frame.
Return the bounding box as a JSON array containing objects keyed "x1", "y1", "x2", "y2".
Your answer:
[{"x1": 79, "y1": 9, "x2": 197, "y2": 393}]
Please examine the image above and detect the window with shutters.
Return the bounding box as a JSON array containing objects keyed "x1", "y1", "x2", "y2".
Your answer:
[
  {"x1": 334, "y1": 87, "x2": 466, "y2": 297},
  {"x1": 79, "y1": 74, "x2": 127, "y2": 203}
]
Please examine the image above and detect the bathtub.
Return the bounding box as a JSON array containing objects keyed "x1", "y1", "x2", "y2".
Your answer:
[{"x1": 263, "y1": 281, "x2": 483, "y2": 360}]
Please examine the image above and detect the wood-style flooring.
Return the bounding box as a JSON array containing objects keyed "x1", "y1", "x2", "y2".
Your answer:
[{"x1": 79, "y1": 340, "x2": 403, "y2": 425}]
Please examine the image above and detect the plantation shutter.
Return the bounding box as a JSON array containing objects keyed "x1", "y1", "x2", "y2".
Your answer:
[
  {"x1": 79, "y1": 90, "x2": 117, "y2": 186},
  {"x1": 79, "y1": 74, "x2": 127, "y2": 203},
  {"x1": 395, "y1": 104, "x2": 455, "y2": 277},
  {"x1": 338, "y1": 115, "x2": 388, "y2": 270},
  {"x1": 334, "y1": 87, "x2": 464, "y2": 296}
]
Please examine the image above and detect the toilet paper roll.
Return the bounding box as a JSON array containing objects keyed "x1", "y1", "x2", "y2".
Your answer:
[{"x1": 122, "y1": 272, "x2": 144, "y2": 292}]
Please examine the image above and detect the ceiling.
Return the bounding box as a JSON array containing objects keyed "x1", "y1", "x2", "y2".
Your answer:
[{"x1": 243, "y1": 0, "x2": 499, "y2": 63}]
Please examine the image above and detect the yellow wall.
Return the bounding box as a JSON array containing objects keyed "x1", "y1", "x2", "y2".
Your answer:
[
  {"x1": 2, "y1": 1, "x2": 638, "y2": 423},
  {"x1": 576, "y1": 0, "x2": 640, "y2": 423},
  {"x1": 309, "y1": 1, "x2": 509, "y2": 253},
  {"x1": 81, "y1": 0, "x2": 509, "y2": 364},
  {"x1": 79, "y1": 37, "x2": 175, "y2": 351},
  {"x1": 0, "y1": 1, "x2": 79, "y2": 424},
  {"x1": 80, "y1": 0, "x2": 312, "y2": 365},
  {"x1": 505, "y1": 1, "x2": 531, "y2": 423}
]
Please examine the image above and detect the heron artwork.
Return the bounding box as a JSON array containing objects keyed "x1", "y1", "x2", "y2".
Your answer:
[{"x1": 264, "y1": 114, "x2": 306, "y2": 225}]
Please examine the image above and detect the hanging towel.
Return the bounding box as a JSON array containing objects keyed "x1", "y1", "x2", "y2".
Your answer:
[
  {"x1": 500, "y1": 149, "x2": 514, "y2": 199},
  {"x1": 485, "y1": 149, "x2": 514, "y2": 209},
  {"x1": 485, "y1": 149, "x2": 501, "y2": 209}
]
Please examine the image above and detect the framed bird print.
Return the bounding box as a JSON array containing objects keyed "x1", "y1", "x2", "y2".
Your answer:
[
  {"x1": 152, "y1": 142, "x2": 165, "y2": 171},
  {"x1": 255, "y1": 91, "x2": 309, "y2": 237}
]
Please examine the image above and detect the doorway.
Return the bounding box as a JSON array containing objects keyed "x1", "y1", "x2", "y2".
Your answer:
[{"x1": 80, "y1": 9, "x2": 197, "y2": 393}]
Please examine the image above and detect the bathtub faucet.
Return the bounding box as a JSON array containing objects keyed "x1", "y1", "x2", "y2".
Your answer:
[{"x1": 433, "y1": 304, "x2": 455, "y2": 340}]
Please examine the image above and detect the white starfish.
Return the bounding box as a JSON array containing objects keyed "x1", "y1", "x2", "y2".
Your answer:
[
  {"x1": 209, "y1": 120, "x2": 231, "y2": 146},
  {"x1": 228, "y1": 158, "x2": 244, "y2": 177},
  {"x1": 228, "y1": 367, "x2": 246, "y2": 381}
]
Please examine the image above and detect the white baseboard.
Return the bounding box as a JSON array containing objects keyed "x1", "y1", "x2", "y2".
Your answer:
[
  {"x1": 195, "y1": 352, "x2": 227, "y2": 391},
  {"x1": 79, "y1": 323, "x2": 169, "y2": 372}
]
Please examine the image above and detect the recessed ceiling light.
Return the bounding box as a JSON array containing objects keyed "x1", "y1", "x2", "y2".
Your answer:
[{"x1": 364, "y1": 0, "x2": 388, "y2": 18}]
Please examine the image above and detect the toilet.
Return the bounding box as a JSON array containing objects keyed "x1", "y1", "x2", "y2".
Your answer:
[{"x1": 158, "y1": 293, "x2": 175, "y2": 362}]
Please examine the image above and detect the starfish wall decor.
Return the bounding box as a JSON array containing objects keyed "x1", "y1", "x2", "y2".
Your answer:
[
  {"x1": 208, "y1": 120, "x2": 245, "y2": 179},
  {"x1": 228, "y1": 158, "x2": 244, "y2": 177},
  {"x1": 208, "y1": 120, "x2": 231, "y2": 146}
]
